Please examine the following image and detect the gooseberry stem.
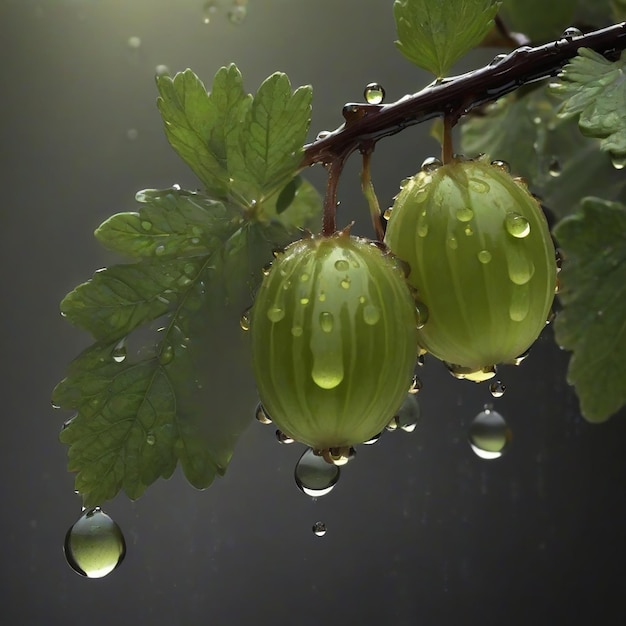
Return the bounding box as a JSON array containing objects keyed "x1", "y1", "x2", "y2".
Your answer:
[
  {"x1": 441, "y1": 114, "x2": 454, "y2": 165},
  {"x1": 359, "y1": 144, "x2": 385, "y2": 241},
  {"x1": 322, "y1": 152, "x2": 349, "y2": 236},
  {"x1": 301, "y1": 22, "x2": 626, "y2": 168}
]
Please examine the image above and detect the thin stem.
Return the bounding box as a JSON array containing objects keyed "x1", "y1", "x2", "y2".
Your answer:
[
  {"x1": 301, "y1": 22, "x2": 626, "y2": 168},
  {"x1": 360, "y1": 145, "x2": 385, "y2": 241},
  {"x1": 441, "y1": 114, "x2": 454, "y2": 165},
  {"x1": 322, "y1": 153, "x2": 349, "y2": 236}
]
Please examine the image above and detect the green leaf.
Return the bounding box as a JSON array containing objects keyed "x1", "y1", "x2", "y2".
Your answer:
[
  {"x1": 259, "y1": 177, "x2": 322, "y2": 231},
  {"x1": 461, "y1": 86, "x2": 626, "y2": 220},
  {"x1": 499, "y1": 0, "x2": 577, "y2": 42},
  {"x1": 227, "y1": 73, "x2": 312, "y2": 204},
  {"x1": 55, "y1": 184, "x2": 312, "y2": 504},
  {"x1": 393, "y1": 0, "x2": 500, "y2": 77},
  {"x1": 553, "y1": 198, "x2": 626, "y2": 422},
  {"x1": 551, "y1": 48, "x2": 626, "y2": 162},
  {"x1": 612, "y1": 0, "x2": 626, "y2": 22},
  {"x1": 157, "y1": 66, "x2": 312, "y2": 207}
]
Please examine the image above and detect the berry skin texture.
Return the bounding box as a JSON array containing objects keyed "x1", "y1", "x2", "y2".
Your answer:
[
  {"x1": 251, "y1": 232, "x2": 418, "y2": 450},
  {"x1": 384, "y1": 157, "x2": 557, "y2": 373}
]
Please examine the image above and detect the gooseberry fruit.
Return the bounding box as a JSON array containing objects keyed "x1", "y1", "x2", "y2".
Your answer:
[
  {"x1": 250, "y1": 231, "x2": 418, "y2": 450},
  {"x1": 384, "y1": 156, "x2": 556, "y2": 377}
]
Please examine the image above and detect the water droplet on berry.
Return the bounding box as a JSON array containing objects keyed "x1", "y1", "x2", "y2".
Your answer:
[
  {"x1": 64, "y1": 508, "x2": 126, "y2": 578},
  {"x1": 364, "y1": 82, "x2": 385, "y2": 104},
  {"x1": 312, "y1": 521, "x2": 327, "y2": 537},
  {"x1": 261, "y1": 263, "x2": 272, "y2": 276},
  {"x1": 408, "y1": 375, "x2": 422, "y2": 394},
  {"x1": 319, "y1": 311, "x2": 334, "y2": 333},
  {"x1": 446, "y1": 363, "x2": 497, "y2": 382},
  {"x1": 562, "y1": 27, "x2": 582, "y2": 39},
  {"x1": 505, "y1": 212, "x2": 531, "y2": 238},
  {"x1": 295, "y1": 448, "x2": 340, "y2": 497},
  {"x1": 276, "y1": 430, "x2": 294, "y2": 444},
  {"x1": 510, "y1": 350, "x2": 530, "y2": 366},
  {"x1": 509, "y1": 285, "x2": 530, "y2": 322},
  {"x1": 334, "y1": 259, "x2": 349, "y2": 272},
  {"x1": 255, "y1": 402, "x2": 272, "y2": 424},
  {"x1": 489, "y1": 380, "x2": 506, "y2": 398},
  {"x1": 363, "y1": 431, "x2": 382, "y2": 445},
  {"x1": 421, "y1": 157, "x2": 442, "y2": 172},
  {"x1": 300, "y1": 273, "x2": 310, "y2": 282},
  {"x1": 490, "y1": 159, "x2": 510, "y2": 173},
  {"x1": 456, "y1": 207, "x2": 474, "y2": 222},
  {"x1": 396, "y1": 393, "x2": 420, "y2": 432},
  {"x1": 299, "y1": 297, "x2": 310, "y2": 305},
  {"x1": 469, "y1": 409, "x2": 510, "y2": 459},
  {"x1": 383, "y1": 208, "x2": 392, "y2": 221},
  {"x1": 448, "y1": 236, "x2": 458, "y2": 250},
  {"x1": 415, "y1": 301, "x2": 429, "y2": 329},
  {"x1": 468, "y1": 178, "x2": 490, "y2": 193},
  {"x1": 477, "y1": 250, "x2": 492, "y2": 264},
  {"x1": 464, "y1": 225, "x2": 473, "y2": 236},
  {"x1": 340, "y1": 278, "x2": 351, "y2": 289},
  {"x1": 239, "y1": 308, "x2": 251, "y2": 331},
  {"x1": 322, "y1": 447, "x2": 355, "y2": 466},
  {"x1": 267, "y1": 307, "x2": 285, "y2": 323},
  {"x1": 363, "y1": 304, "x2": 380, "y2": 325},
  {"x1": 112, "y1": 339, "x2": 127, "y2": 363},
  {"x1": 291, "y1": 326, "x2": 304, "y2": 337}
]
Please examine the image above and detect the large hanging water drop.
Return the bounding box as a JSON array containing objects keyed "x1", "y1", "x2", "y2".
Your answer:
[
  {"x1": 312, "y1": 521, "x2": 327, "y2": 537},
  {"x1": 111, "y1": 339, "x2": 127, "y2": 363},
  {"x1": 294, "y1": 448, "x2": 340, "y2": 497},
  {"x1": 64, "y1": 507, "x2": 126, "y2": 578},
  {"x1": 468, "y1": 409, "x2": 511, "y2": 460},
  {"x1": 395, "y1": 393, "x2": 420, "y2": 432}
]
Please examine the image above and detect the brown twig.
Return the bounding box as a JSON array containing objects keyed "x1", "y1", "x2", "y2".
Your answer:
[{"x1": 301, "y1": 22, "x2": 626, "y2": 169}]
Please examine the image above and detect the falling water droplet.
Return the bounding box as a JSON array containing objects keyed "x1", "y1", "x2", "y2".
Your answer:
[
  {"x1": 294, "y1": 448, "x2": 340, "y2": 497},
  {"x1": 469, "y1": 409, "x2": 511, "y2": 459},
  {"x1": 548, "y1": 157, "x2": 562, "y2": 177},
  {"x1": 127, "y1": 36, "x2": 141, "y2": 49},
  {"x1": 276, "y1": 430, "x2": 295, "y2": 444},
  {"x1": 504, "y1": 212, "x2": 531, "y2": 238},
  {"x1": 396, "y1": 393, "x2": 420, "y2": 432},
  {"x1": 364, "y1": 82, "x2": 385, "y2": 104},
  {"x1": 489, "y1": 380, "x2": 506, "y2": 398},
  {"x1": 312, "y1": 521, "x2": 327, "y2": 537},
  {"x1": 64, "y1": 508, "x2": 126, "y2": 578},
  {"x1": 112, "y1": 339, "x2": 127, "y2": 363},
  {"x1": 562, "y1": 26, "x2": 582, "y2": 39},
  {"x1": 490, "y1": 159, "x2": 510, "y2": 173},
  {"x1": 421, "y1": 157, "x2": 443, "y2": 172}
]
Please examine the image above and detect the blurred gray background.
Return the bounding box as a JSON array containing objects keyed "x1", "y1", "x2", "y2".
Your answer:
[{"x1": 2, "y1": 1, "x2": 626, "y2": 624}]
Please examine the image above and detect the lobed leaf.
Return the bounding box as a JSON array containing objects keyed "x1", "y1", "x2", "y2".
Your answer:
[
  {"x1": 394, "y1": 0, "x2": 500, "y2": 77},
  {"x1": 553, "y1": 198, "x2": 626, "y2": 422},
  {"x1": 551, "y1": 48, "x2": 626, "y2": 162}
]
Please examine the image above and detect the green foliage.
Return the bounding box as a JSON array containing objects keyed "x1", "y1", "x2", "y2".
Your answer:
[
  {"x1": 553, "y1": 198, "x2": 626, "y2": 422},
  {"x1": 156, "y1": 65, "x2": 313, "y2": 205},
  {"x1": 393, "y1": 0, "x2": 499, "y2": 77},
  {"x1": 461, "y1": 87, "x2": 626, "y2": 219},
  {"x1": 551, "y1": 48, "x2": 626, "y2": 165},
  {"x1": 499, "y1": 0, "x2": 577, "y2": 42}
]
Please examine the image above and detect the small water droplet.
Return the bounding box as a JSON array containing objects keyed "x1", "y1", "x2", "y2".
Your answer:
[
  {"x1": 408, "y1": 375, "x2": 422, "y2": 394},
  {"x1": 455, "y1": 207, "x2": 474, "y2": 222},
  {"x1": 322, "y1": 447, "x2": 355, "y2": 466},
  {"x1": 112, "y1": 339, "x2": 127, "y2": 363},
  {"x1": 364, "y1": 82, "x2": 385, "y2": 104},
  {"x1": 291, "y1": 326, "x2": 303, "y2": 337},
  {"x1": 155, "y1": 64, "x2": 170, "y2": 76},
  {"x1": 319, "y1": 311, "x2": 334, "y2": 333},
  {"x1": 448, "y1": 236, "x2": 458, "y2": 250},
  {"x1": 469, "y1": 409, "x2": 511, "y2": 459},
  {"x1": 146, "y1": 433, "x2": 156, "y2": 445},
  {"x1": 127, "y1": 36, "x2": 141, "y2": 49},
  {"x1": 267, "y1": 307, "x2": 285, "y2": 323},
  {"x1": 489, "y1": 380, "x2": 506, "y2": 398},
  {"x1": 316, "y1": 130, "x2": 331, "y2": 141},
  {"x1": 300, "y1": 273, "x2": 310, "y2": 282},
  {"x1": 239, "y1": 308, "x2": 251, "y2": 331},
  {"x1": 383, "y1": 207, "x2": 392, "y2": 221},
  {"x1": 504, "y1": 212, "x2": 530, "y2": 238},
  {"x1": 155, "y1": 244, "x2": 166, "y2": 256},
  {"x1": 126, "y1": 128, "x2": 139, "y2": 141},
  {"x1": 255, "y1": 402, "x2": 272, "y2": 425},
  {"x1": 469, "y1": 177, "x2": 490, "y2": 193},
  {"x1": 340, "y1": 278, "x2": 351, "y2": 289},
  {"x1": 363, "y1": 304, "x2": 380, "y2": 325},
  {"x1": 261, "y1": 263, "x2": 272, "y2": 276},
  {"x1": 446, "y1": 363, "x2": 497, "y2": 382},
  {"x1": 464, "y1": 225, "x2": 473, "y2": 236},
  {"x1": 141, "y1": 220, "x2": 152, "y2": 231},
  {"x1": 363, "y1": 431, "x2": 382, "y2": 445},
  {"x1": 415, "y1": 301, "x2": 429, "y2": 329},
  {"x1": 272, "y1": 248, "x2": 284, "y2": 258},
  {"x1": 421, "y1": 157, "x2": 443, "y2": 172},
  {"x1": 548, "y1": 157, "x2": 562, "y2": 177},
  {"x1": 159, "y1": 345, "x2": 174, "y2": 365},
  {"x1": 396, "y1": 393, "x2": 420, "y2": 432},
  {"x1": 611, "y1": 154, "x2": 626, "y2": 170},
  {"x1": 490, "y1": 159, "x2": 510, "y2": 173},
  {"x1": 202, "y1": 0, "x2": 219, "y2": 23},
  {"x1": 318, "y1": 291, "x2": 326, "y2": 302},
  {"x1": 334, "y1": 259, "x2": 350, "y2": 272},
  {"x1": 276, "y1": 430, "x2": 294, "y2": 444},
  {"x1": 562, "y1": 26, "x2": 582, "y2": 39},
  {"x1": 478, "y1": 250, "x2": 492, "y2": 264},
  {"x1": 489, "y1": 53, "x2": 508, "y2": 66},
  {"x1": 228, "y1": 4, "x2": 247, "y2": 24},
  {"x1": 295, "y1": 448, "x2": 340, "y2": 497},
  {"x1": 312, "y1": 521, "x2": 327, "y2": 537},
  {"x1": 386, "y1": 416, "x2": 399, "y2": 431},
  {"x1": 64, "y1": 508, "x2": 126, "y2": 578}
]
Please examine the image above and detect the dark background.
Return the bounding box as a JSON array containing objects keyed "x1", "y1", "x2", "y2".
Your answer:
[{"x1": 2, "y1": 1, "x2": 626, "y2": 625}]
